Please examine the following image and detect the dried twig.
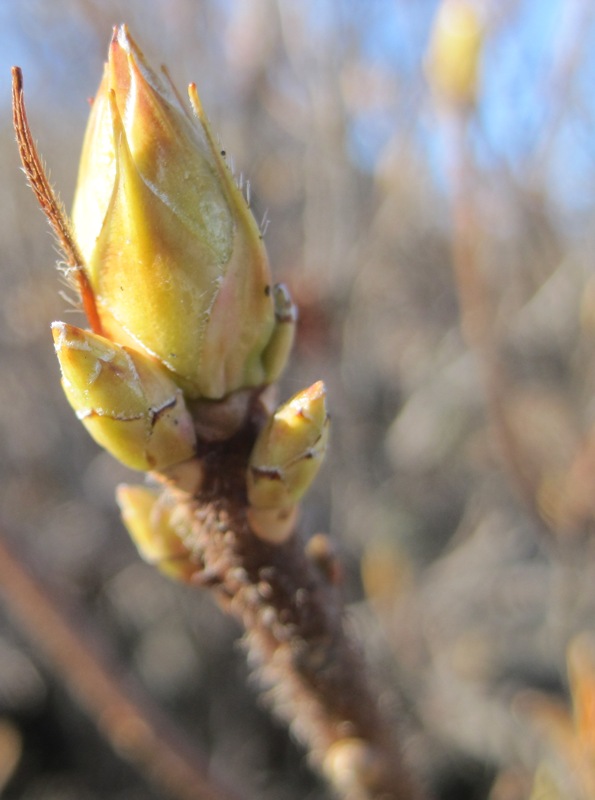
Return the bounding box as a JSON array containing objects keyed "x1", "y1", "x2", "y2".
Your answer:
[{"x1": 11, "y1": 67, "x2": 102, "y2": 335}]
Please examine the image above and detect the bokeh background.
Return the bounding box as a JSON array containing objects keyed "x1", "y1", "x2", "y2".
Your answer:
[{"x1": 2, "y1": 1, "x2": 595, "y2": 798}]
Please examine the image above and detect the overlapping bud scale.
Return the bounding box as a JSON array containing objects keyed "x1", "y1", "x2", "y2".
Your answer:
[
  {"x1": 71, "y1": 25, "x2": 295, "y2": 400},
  {"x1": 52, "y1": 322, "x2": 196, "y2": 471},
  {"x1": 116, "y1": 485, "x2": 196, "y2": 581},
  {"x1": 248, "y1": 381, "x2": 330, "y2": 510}
]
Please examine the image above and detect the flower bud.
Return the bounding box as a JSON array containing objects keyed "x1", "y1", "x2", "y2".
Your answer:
[
  {"x1": 247, "y1": 381, "x2": 329, "y2": 510},
  {"x1": 52, "y1": 322, "x2": 196, "y2": 471},
  {"x1": 116, "y1": 485, "x2": 196, "y2": 581},
  {"x1": 71, "y1": 25, "x2": 293, "y2": 399},
  {"x1": 425, "y1": 0, "x2": 483, "y2": 109}
]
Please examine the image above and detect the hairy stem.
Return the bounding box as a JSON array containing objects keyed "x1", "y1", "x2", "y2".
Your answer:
[{"x1": 163, "y1": 426, "x2": 429, "y2": 800}]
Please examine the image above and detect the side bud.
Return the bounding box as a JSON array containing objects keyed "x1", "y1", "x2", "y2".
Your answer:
[
  {"x1": 52, "y1": 322, "x2": 196, "y2": 471},
  {"x1": 116, "y1": 485, "x2": 196, "y2": 581},
  {"x1": 247, "y1": 381, "x2": 329, "y2": 511}
]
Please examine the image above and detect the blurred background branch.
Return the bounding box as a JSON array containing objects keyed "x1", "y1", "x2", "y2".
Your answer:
[{"x1": 0, "y1": 532, "x2": 244, "y2": 800}]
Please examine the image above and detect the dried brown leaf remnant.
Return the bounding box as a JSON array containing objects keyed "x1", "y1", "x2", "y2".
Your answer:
[{"x1": 11, "y1": 67, "x2": 101, "y2": 334}]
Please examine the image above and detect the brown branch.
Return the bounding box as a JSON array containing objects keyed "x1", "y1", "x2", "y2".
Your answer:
[
  {"x1": 164, "y1": 428, "x2": 431, "y2": 800},
  {"x1": 11, "y1": 67, "x2": 102, "y2": 335},
  {"x1": 0, "y1": 531, "x2": 244, "y2": 800}
]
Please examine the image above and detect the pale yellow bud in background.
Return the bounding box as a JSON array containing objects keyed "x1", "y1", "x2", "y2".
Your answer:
[{"x1": 425, "y1": 0, "x2": 484, "y2": 109}]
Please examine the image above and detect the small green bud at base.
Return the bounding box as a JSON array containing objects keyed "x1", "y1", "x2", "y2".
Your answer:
[
  {"x1": 247, "y1": 381, "x2": 329, "y2": 510},
  {"x1": 116, "y1": 484, "x2": 196, "y2": 581},
  {"x1": 52, "y1": 322, "x2": 196, "y2": 471}
]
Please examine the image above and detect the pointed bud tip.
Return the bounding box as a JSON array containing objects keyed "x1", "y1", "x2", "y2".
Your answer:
[
  {"x1": 114, "y1": 23, "x2": 132, "y2": 51},
  {"x1": 50, "y1": 320, "x2": 64, "y2": 340},
  {"x1": 187, "y1": 82, "x2": 208, "y2": 126},
  {"x1": 280, "y1": 380, "x2": 327, "y2": 428},
  {"x1": 51, "y1": 320, "x2": 89, "y2": 354},
  {"x1": 51, "y1": 321, "x2": 66, "y2": 354},
  {"x1": 303, "y1": 380, "x2": 325, "y2": 401}
]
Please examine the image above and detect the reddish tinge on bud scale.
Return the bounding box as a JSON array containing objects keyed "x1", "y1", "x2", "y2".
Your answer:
[{"x1": 71, "y1": 25, "x2": 295, "y2": 400}]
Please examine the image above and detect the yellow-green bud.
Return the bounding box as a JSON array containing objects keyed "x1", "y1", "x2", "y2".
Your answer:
[
  {"x1": 71, "y1": 25, "x2": 293, "y2": 399},
  {"x1": 247, "y1": 381, "x2": 329, "y2": 510},
  {"x1": 425, "y1": 0, "x2": 483, "y2": 109},
  {"x1": 52, "y1": 322, "x2": 196, "y2": 471},
  {"x1": 116, "y1": 485, "x2": 196, "y2": 581}
]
